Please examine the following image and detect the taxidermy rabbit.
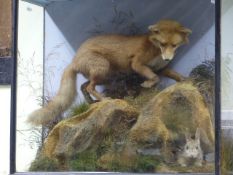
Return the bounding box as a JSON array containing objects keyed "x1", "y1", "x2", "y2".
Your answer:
[{"x1": 177, "y1": 128, "x2": 203, "y2": 167}]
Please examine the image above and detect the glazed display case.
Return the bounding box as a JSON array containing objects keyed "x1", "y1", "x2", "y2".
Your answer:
[{"x1": 10, "y1": 0, "x2": 221, "y2": 174}]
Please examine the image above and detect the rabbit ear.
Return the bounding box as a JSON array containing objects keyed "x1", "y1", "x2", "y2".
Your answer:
[
  {"x1": 185, "y1": 132, "x2": 192, "y2": 142},
  {"x1": 195, "y1": 128, "x2": 201, "y2": 142}
]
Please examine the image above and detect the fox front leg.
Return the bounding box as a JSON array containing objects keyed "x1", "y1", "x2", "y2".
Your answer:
[
  {"x1": 160, "y1": 68, "x2": 186, "y2": 82},
  {"x1": 131, "y1": 60, "x2": 159, "y2": 88}
]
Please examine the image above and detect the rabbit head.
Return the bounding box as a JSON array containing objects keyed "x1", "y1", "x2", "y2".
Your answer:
[{"x1": 183, "y1": 128, "x2": 202, "y2": 158}]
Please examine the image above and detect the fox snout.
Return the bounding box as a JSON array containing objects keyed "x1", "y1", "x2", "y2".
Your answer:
[
  {"x1": 162, "y1": 54, "x2": 174, "y2": 62},
  {"x1": 161, "y1": 48, "x2": 175, "y2": 62}
]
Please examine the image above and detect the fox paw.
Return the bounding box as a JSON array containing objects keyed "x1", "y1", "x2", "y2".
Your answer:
[
  {"x1": 141, "y1": 79, "x2": 159, "y2": 88},
  {"x1": 178, "y1": 76, "x2": 187, "y2": 82}
]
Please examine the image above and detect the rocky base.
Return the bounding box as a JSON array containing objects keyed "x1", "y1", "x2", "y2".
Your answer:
[{"x1": 30, "y1": 81, "x2": 215, "y2": 173}]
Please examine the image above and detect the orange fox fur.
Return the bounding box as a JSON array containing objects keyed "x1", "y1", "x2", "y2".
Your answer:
[{"x1": 27, "y1": 19, "x2": 192, "y2": 125}]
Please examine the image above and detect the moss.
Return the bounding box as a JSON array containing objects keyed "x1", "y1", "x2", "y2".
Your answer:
[
  {"x1": 68, "y1": 103, "x2": 90, "y2": 117},
  {"x1": 67, "y1": 132, "x2": 161, "y2": 173},
  {"x1": 124, "y1": 88, "x2": 160, "y2": 109},
  {"x1": 32, "y1": 81, "x2": 215, "y2": 173},
  {"x1": 221, "y1": 131, "x2": 233, "y2": 174},
  {"x1": 104, "y1": 73, "x2": 144, "y2": 99},
  {"x1": 161, "y1": 94, "x2": 195, "y2": 135},
  {"x1": 95, "y1": 130, "x2": 114, "y2": 157},
  {"x1": 159, "y1": 163, "x2": 214, "y2": 173},
  {"x1": 133, "y1": 156, "x2": 160, "y2": 173},
  {"x1": 98, "y1": 154, "x2": 160, "y2": 172},
  {"x1": 29, "y1": 155, "x2": 59, "y2": 172},
  {"x1": 99, "y1": 153, "x2": 131, "y2": 172},
  {"x1": 68, "y1": 150, "x2": 98, "y2": 171}
]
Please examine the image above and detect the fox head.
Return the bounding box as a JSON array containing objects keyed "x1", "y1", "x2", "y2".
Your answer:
[{"x1": 148, "y1": 20, "x2": 192, "y2": 61}]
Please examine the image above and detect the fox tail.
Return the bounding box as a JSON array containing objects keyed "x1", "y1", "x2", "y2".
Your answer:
[{"x1": 27, "y1": 64, "x2": 78, "y2": 126}]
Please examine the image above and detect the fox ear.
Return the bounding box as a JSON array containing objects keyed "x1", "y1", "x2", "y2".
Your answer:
[
  {"x1": 179, "y1": 27, "x2": 192, "y2": 35},
  {"x1": 179, "y1": 27, "x2": 192, "y2": 44},
  {"x1": 148, "y1": 25, "x2": 160, "y2": 33}
]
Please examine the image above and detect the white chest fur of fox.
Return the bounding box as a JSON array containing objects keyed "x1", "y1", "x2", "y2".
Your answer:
[{"x1": 27, "y1": 19, "x2": 192, "y2": 126}]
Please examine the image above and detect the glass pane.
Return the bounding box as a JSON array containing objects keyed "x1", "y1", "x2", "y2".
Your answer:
[
  {"x1": 221, "y1": 0, "x2": 233, "y2": 174},
  {"x1": 16, "y1": 0, "x2": 44, "y2": 172},
  {"x1": 16, "y1": 0, "x2": 216, "y2": 173}
]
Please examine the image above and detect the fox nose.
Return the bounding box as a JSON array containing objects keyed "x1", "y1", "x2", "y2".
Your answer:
[{"x1": 162, "y1": 54, "x2": 173, "y2": 62}]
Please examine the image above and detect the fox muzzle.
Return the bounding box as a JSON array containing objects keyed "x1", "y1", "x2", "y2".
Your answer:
[
  {"x1": 161, "y1": 47, "x2": 175, "y2": 61},
  {"x1": 161, "y1": 53, "x2": 174, "y2": 61}
]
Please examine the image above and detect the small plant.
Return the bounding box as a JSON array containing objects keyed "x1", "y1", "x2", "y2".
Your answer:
[
  {"x1": 189, "y1": 60, "x2": 215, "y2": 121},
  {"x1": 124, "y1": 88, "x2": 160, "y2": 109},
  {"x1": 190, "y1": 60, "x2": 215, "y2": 82},
  {"x1": 133, "y1": 156, "x2": 160, "y2": 173},
  {"x1": 68, "y1": 150, "x2": 98, "y2": 171},
  {"x1": 221, "y1": 130, "x2": 233, "y2": 174},
  {"x1": 68, "y1": 103, "x2": 90, "y2": 117},
  {"x1": 29, "y1": 156, "x2": 59, "y2": 172}
]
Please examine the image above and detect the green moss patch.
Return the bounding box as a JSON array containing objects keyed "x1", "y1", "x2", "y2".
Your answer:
[
  {"x1": 29, "y1": 155, "x2": 59, "y2": 172},
  {"x1": 161, "y1": 93, "x2": 196, "y2": 135},
  {"x1": 68, "y1": 103, "x2": 90, "y2": 117},
  {"x1": 221, "y1": 131, "x2": 233, "y2": 174},
  {"x1": 125, "y1": 88, "x2": 160, "y2": 109}
]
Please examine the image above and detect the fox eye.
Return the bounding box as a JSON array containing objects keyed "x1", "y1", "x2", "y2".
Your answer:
[
  {"x1": 160, "y1": 42, "x2": 167, "y2": 47},
  {"x1": 172, "y1": 44, "x2": 177, "y2": 48},
  {"x1": 196, "y1": 146, "x2": 198, "y2": 150},
  {"x1": 153, "y1": 30, "x2": 160, "y2": 34},
  {"x1": 186, "y1": 146, "x2": 189, "y2": 150}
]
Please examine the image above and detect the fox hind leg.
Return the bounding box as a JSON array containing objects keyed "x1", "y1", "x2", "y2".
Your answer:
[
  {"x1": 86, "y1": 80, "x2": 104, "y2": 101},
  {"x1": 85, "y1": 56, "x2": 111, "y2": 101},
  {"x1": 81, "y1": 81, "x2": 97, "y2": 104}
]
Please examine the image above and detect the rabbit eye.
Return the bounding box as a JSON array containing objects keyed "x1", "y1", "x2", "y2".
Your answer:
[
  {"x1": 186, "y1": 146, "x2": 189, "y2": 150},
  {"x1": 196, "y1": 146, "x2": 198, "y2": 150}
]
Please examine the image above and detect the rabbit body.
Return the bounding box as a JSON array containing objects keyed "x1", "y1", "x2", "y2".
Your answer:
[{"x1": 177, "y1": 128, "x2": 203, "y2": 167}]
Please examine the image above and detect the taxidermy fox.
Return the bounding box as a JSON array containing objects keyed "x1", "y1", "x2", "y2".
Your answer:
[{"x1": 28, "y1": 19, "x2": 192, "y2": 126}]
